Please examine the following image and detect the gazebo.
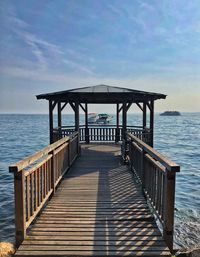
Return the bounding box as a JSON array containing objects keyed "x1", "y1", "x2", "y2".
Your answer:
[{"x1": 36, "y1": 85, "x2": 166, "y2": 146}]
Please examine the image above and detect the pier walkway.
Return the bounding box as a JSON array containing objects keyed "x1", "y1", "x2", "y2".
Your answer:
[{"x1": 15, "y1": 144, "x2": 170, "y2": 257}]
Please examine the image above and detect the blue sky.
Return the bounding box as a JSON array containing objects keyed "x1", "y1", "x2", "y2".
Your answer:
[{"x1": 0, "y1": 0, "x2": 200, "y2": 113}]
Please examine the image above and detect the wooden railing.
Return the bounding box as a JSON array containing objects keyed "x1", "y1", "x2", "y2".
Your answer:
[
  {"x1": 9, "y1": 132, "x2": 79, "y2": 248},
  {"x1": 53, "y1": 125, "x2": 151, "y2": 145},
  {"x1": 126, "y1": 132, "x2": 180, "y2": 252}
]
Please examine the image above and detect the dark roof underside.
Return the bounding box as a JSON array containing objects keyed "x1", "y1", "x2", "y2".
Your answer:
[{"x1": 36, "y1": 85, "x2": 166, "y2": 103}]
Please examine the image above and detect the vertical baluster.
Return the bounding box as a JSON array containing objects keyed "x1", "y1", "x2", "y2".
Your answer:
[
  {"x1": 26, "y1": 175, "x2": 30, "y2": 221},
  {"x1": 95, "y1": 128, "x2": 97, "y2": 141},
  {"x1": 161, "y1": 172, "x2": 165, "y2": 220},
  {"x1": 48, "y1": 158, "x2": 51, "y2": 192},
  {"x1": 31, "y1": 173, "x2": 34, "y2": 215},
  {"x1": 44, "y1": 162, "x2": 46, "y2": 198},
  {"x1": 38, "y1": 167, "x2": 41, "y2": 206},
  {"x1": 158, "y1": 170, "x2": 161, "y2": 216},
  {"x1": 41, "y1": 164, "x2": 44, "y2": 202},
  {"x1": 155, "y1": 168, "x2": 159, "y2": 212},
  {"x1": 109, "y1": 128, "x2": 111, "y2": 141},
  {"x1": 55, "y1": 153, "x2": 57, "y2": 182},
  {"x1": 152, "y1": 166, "x2": 156, "y2": 207},
  {"x1": 46, "y1": 161, "x2": 48, "y2": 194},
  {"x1": 34, "y1": 169, "x2": 38, "y2": 211}
]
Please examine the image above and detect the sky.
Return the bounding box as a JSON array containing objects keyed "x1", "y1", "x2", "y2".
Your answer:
[{"x1": 0, "y1": 0, "x2": 200, "y2": 114}]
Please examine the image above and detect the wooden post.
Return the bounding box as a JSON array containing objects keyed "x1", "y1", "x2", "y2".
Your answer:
[
  {"x1": 57, "y1": 102, "x2": 62, "y2": 140},
  {"x1": 51, "y1": 151, "x2": 56, "y2": 195},
  {"x1": 163, "y1": 170, "x2": 176, "y2": 252},
  {"x1": 49, "y1": 100, "x2": 54, "y2": 144},
  {"x1": 13, "y1": 169, "x2": 26, "y2": 248},
  {"x1": 150, "y1": 100, "x2": 154, "y2": 147},
  {"x1": 116, "y1": 103, "x2": 120, "y2": 142},
  {"x1": 141, "y1": 149, "x2": 147, "y2": 192},
  {"x1": 75, "y1": 102, "x2": 79, "y2": 132},
  {"x1": 142, "y1": 102, "x2": 147, "y2": 143},
  {"x1": 85, "y1": 103, "x2": 89, "y2": 143},
  {"x1": 143, "y1": 102, "x2": 147, "y2": 129},
  {"x1": 122, "y1": 102, "x2": 127, "y2": 140},
  {"x1": 57, "y1": 102, "x2": 62, "y2": 128},
  {"x1": 74, "y1": 102, "x2": 80, "y2": 154}
]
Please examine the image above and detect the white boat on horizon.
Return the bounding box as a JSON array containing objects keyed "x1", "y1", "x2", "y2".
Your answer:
[
  {"x1": 88, "y1": 113, "x2": 98, "y2": 123},
  {"x1": 96, "y1": 113, "x2": 113, "y2": 124}
]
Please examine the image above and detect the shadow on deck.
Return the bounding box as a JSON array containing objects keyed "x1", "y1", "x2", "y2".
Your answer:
[{"x1": 15, "y1": 144, "x2": 170, "y2": 256}]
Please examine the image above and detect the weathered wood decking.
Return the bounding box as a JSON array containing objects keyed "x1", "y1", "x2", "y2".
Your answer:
[{"x1": 15, "y1": 144, "x2": 170, "y2": 256}]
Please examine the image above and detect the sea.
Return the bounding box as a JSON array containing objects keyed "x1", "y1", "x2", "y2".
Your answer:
[{"x1": 0, "y1": 113, "x2": 200, "y2": 249}]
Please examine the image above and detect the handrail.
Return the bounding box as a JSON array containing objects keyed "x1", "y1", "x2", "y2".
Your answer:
[
  {"x1": 9, "y1": 131, "x2": 79, "y2": 248},
  {"x1": 127, "y1": 133, "x2": 180, "y2": 172},
  {"x1": 55, "y1": 125, "x2": 144, "y2": 129},
  {"x1": 9, "y1": 132, "x2": 78, "y2": 172},
  {"x1": 126, "y1": 132, "x2": 180, "y2": 252}
]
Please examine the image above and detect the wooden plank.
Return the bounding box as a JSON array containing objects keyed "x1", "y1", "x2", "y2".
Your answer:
[
  {"x1": 15, "y1": 250, "x2": 170, "y2": 256},
  {"x1": 22, "y1": 240, "x2": 166, "y2": 246},
  {"x1": 30, "y1": 226, "x2": 159, "y2": 231},
  {"x1": 29, "y1": 230, "x2": 161, "y2": 236},
  {"x1": 18, "y1": 245, "x2": 169, "y2": 251},
  {"x1": 26, "y1": 235, "x2": 164, "y2": 241},
  {"x1": 33, "y1": 223, "x2": 157, "y2": 228}
]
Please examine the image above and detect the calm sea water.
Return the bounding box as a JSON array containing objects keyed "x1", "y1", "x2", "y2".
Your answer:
[{"x1": 0, "y1": 113, "x2": 200, "y2": 249}]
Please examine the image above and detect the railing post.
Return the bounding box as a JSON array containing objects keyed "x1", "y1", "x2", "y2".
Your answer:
[
  {"x1": 85, "y1": 127, "x2": 89, "y2": 144},
  {"x1": 77, "y1": 133, "x2": 81, "y2": 156},
  {"x1": 115, "y1": 128, "x2": 120, "y2": 143},
  {"x1": 141, "y1": 149, "x2": 147, "y2": 191},
  {"x1": 68, "y1": 139, "x2": 71, "y2": 166},
  {"x1": 13, "y1": 168, "x2": 26, "y2": 248},
  {"x1": 50, "y1": 151, "x2": 56, "y2": 195},
  {"x1": 163, "y1": 169, "x2": 176, "y2": 252}
]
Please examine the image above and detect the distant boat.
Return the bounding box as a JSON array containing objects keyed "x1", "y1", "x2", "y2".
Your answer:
[
  {"x1": 88, "y1": 113, "x2": 98, "y2": 123},
  {"x1": 96, "y1": 114, "x2": 113, "y2": 124},
  {"x1": 160, "y1": 111, "x2": 181, "y2": 116}
]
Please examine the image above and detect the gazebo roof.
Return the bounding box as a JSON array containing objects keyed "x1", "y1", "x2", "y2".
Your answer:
[{"x1": 36, "y1": 84, "x2": 166, "y2": 103}]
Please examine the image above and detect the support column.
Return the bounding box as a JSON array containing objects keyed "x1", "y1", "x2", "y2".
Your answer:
[
  {"x1": 49, "y1": 100, "x2": 54, "y2": 144},
  {"x1": 75, "y1": 102, "x2": 79, "y2": 132},
  {"x1": 57, "y1": 102, "x2": 62, "y2": 140},
  {"x1": 143, "y1": 102, "x2": 147, "y2": 129},
  {"x1": 85, "y1": 103, "x2": 89, "y2": 143},
  {"x1": 57, "y1": 102, "x2": 62, "y2": 128},
  {"x1": 150, "y1": 100, "x2": 154, "y2": 147},
  {"x1": 122, "y1": 102, "x2": 127, "y2": 140},
  {"x1": 116, "y1": 103, "x2": 120, "y2": 142}
]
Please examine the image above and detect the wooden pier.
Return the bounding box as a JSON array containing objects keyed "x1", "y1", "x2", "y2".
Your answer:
[
  {"x1": 14, "y1": 143, "x2": 171, "y2": 256},
  {"x1": 9, "y1": 85, "x2": 180, "y2": 256}
]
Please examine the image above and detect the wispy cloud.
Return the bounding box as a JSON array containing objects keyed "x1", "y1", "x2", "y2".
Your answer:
[
  {"x1": 107, "y1": 4, "x2": 125, "y2": 17},
  {"x1": 139, "y1": 1, "x2": 155, "y2": 12},
  {"x1": 63, "y1": 59, "x2": 95, "y2": 75},
  {"x1": 2, "y1": 3, "x2": 64, "y2": 70}
]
